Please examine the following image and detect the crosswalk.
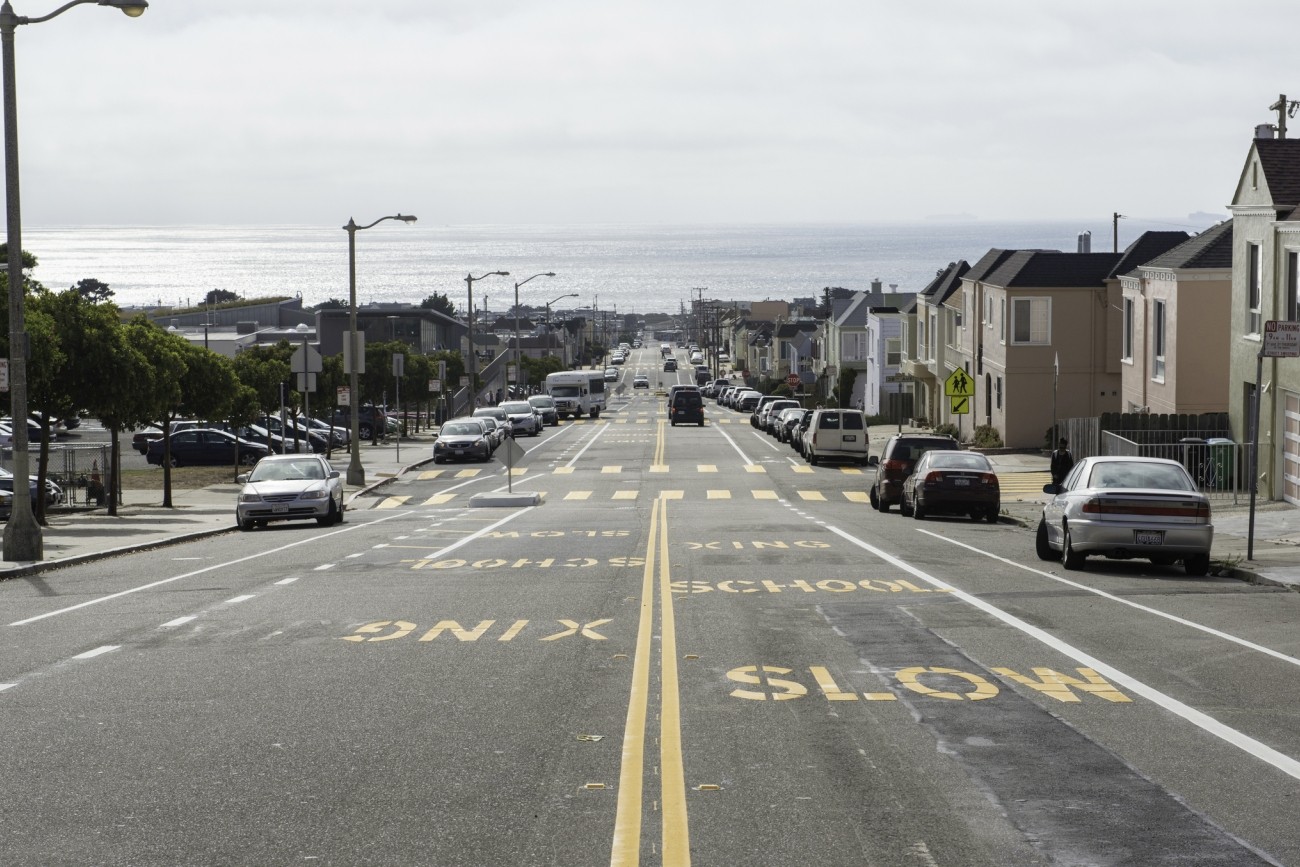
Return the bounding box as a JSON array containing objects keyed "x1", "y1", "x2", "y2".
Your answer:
[{"x1": 376, "y1": 488, "x2": 877, "y2": 508}]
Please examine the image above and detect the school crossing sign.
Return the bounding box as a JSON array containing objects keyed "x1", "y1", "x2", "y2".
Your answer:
[{"x1": 944, "y1": 368, "x2": 973, "y2": 415}]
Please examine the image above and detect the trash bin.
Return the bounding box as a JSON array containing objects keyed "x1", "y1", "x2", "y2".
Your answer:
[{"x1": 1206, "y1": 437, "x2": 1235, "y2": 491}]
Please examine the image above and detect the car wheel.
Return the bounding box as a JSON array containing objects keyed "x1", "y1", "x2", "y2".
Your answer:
[
  {"x1": 1035, "y1": 518, "x2": 1055, "y2": 560},
  {"x1": 237, "y1": 513, "x2": 255, "y2": 531},
  {"x1": 433, "y1": 456, "x2": 443, "y2": 464},
  {"x1": 984, "y1": 508, "x2": 1000, "y2": 524},
  {"x1": 359, "y1": 424, "x2": 373, "y2": 440},
  {"x1": 912, "y1": 498, "x2": 925, "y2": 520},
  {"x1": 238, "y1": 451, "x2": 260, "y2": 467},
  {"x1": 868, "y1": 486, "x2": 879, "y2": 509},
  {"x1": 1062, "y1": 529, "x2": 1086, "y2": 570},
  {"x1": 899, "y1": 494, "x2": 913, "y2": 517},
  {"x1": 808, "y1": 452, "x2": 819, "y2": 466},
  {"x1": 1184, "y1": 553, "x2": 1210, "y2": 576},
  {"x1": 875, "y1": 491, "x2": 889, "y2": 513},
  {"x1": 317, "y1": 498, "x2": 338, "y2": 527}
]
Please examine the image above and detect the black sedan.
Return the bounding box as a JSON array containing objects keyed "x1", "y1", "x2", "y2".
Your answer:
[
  {"x1": 146, "y1": 429, "x2": 271, "y2": 468},
  {"x1": 900, "y1": 451, "x2": 1000, "y2": 522},
  {"x1": 433, "y1": 420, "x2": 494, "y2": 463}
]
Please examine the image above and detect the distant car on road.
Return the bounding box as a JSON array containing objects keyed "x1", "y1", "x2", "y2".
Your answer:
[
  {"x1": 604, "y1": 367, "x2": 620, "y2": 382},
  {"x1": 499, "y1": 400, "x2": 542, "y2": 437},
  {"x1": 528, "y1": 395, "x2": 560, "y2": 426},
  {"x1": 433, "y1": 419, "x2": 495, "y2": 463},
  {"x1": 633, "y1": 374, "x2": 650, "y2": 389},
  {"x1": 235, "y1": 453, "x2": 344, "y2": 531}
]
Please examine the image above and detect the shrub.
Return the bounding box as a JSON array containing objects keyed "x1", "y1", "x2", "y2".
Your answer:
[
  {"x1": 972, "y1": 424, "x2": 1004, "y2": 448},
  {"x1": 933, "y1": 422, "x2": 960, "y2": 440}
]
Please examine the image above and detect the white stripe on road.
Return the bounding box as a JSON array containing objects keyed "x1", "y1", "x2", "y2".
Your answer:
[
  {"x1": 312, "y1": 564, "x2": 334, "y2": 571},
  {"x1": 825, "y1": 522, "x2": 1300, "y2": 783},
  {"x1": 920, "y1": 528, "x2": 1300, "y2": 670},
  {"x1": 159, "y1": 616, "x2": 196, "y2": 629},
  {"x1": 275, "y1": 577, "x2": 300, "y2": 585},
  {"x1": 72, "y1": 645, "x2": 119, "y2": 660},
  {"x1": 224, "y1": 595, "x2": 256, "y2": 606}
]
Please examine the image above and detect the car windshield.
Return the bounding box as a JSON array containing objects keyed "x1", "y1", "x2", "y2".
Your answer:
[
  {"x1": 501, "y1": 402, "x2": 532, "y2": 413},
  {"x1": 927, "y1": 453, "x2": 991, "y2": 471},
  {"x1": 551, "y1": 386, "x2": 580, "y2": 397},
  {"x1": 249, "y1": 461, "x2": 325, "y2": 482},
  {"x1": 441, "y1": 423, "x2": 480, "y2": 436},
  {"x1": 1086, "y1": 462, "x2": 1194, "y2": 491},
  {"x1": 529, "y1": 397, "x2": 554, "y2": 408}
]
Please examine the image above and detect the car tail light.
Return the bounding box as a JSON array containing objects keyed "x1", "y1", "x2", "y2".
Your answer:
[
  {"x1": 980, "y1": 472, "x2": 998, "y2": 486},
  {"x1": 924, "y1": 471, "x2": 943, "y2": 484},
  {"x1": 882, "y1": 460, "x2": 906, "y2": 472}
]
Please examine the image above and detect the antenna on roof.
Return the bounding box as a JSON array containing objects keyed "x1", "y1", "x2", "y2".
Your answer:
[{"x1": 1268, "y1": 93, "x2": 1300, "y2": 138}]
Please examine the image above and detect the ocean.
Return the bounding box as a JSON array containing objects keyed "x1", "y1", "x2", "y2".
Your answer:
[{"x1": 21, "y1": 218, "x2": 1218, "y2": 315}]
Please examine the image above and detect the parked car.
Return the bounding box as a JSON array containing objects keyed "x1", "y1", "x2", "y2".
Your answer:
[
  {"x1": 1036, "y1": 456, "x2": 1213, "y2": 576},
  {"x1": 759, "y1": 399, "x2": 800, "y2": 434},
  {"x1": 327, "y1": 406, "x2": 387, "y2": 441},
  {"x1": 433, "y1": 419, "x2": 495, "y2": 463},
  {"x1": 146, "y1": 429, "x2": 271, "y2": 468},
  {"x1": 669, "y1": 389, "x2": 705, "y2": 426},
  {"x1": 0, "y1": 469, "x2": 61, "y2": 507},
  {"x1": 633, "y1": 374, "x2": 650, "y2": 389},
  {"x1": 604, "y1": 367, "x2": 620, "y2": 382},
  {"x1": 736, "y1": 391, "x2": 762, "y2": 413},
  {"x1": 803, "y1": 409, "x2": 869, "y2": 466},
  {"x1": 499, "y1": 400, "x2": 542, "y2": 437},
  {"x1": 773, "y1": 407, "x2": 805, "y2": 443},
  {"x1": 750, "y1": 395, "x2": 783, "y2": 428},
  {"x1": 870, "y1": 433, "x2": 961, "y2": 511},
  {"x1": 235, "y1": 453, "x2": 344, "y2": 531},
  {"x1": 528, "y1": 394, "x2": 560, "y2": 426},
  {"x1": 299, "y1": 415, "x2": 349, "y2": 447},
  {"x1": 900, "y1": 451, "x2": 1000, "y2": 522},
  {"x1": 0, "y1": 488, "x2": 12, "y2": 521},
  {"x1": 790, "y1": 410, "x2": 815, "y2": 452},
  {"x1": 471, "y1": 408, "x2": 511, "y2": 445}
]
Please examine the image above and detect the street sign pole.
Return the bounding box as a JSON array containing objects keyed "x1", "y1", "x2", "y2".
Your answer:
[{"x1": 1251, "y1": 322, "x2": 1300, "y2": 559}]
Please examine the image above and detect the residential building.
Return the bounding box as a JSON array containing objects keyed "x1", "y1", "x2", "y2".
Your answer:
[{"x1": 899, "y1": 261, "x2": 971, "y2": 424}]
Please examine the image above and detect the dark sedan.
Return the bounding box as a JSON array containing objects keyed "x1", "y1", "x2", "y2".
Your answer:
[
  {"x1": 146, "y1": 429, "x2": 271, "y2": 468},
  {"x1": 900, "y1": 451, "x2": 1000, "y2": 523},
  {"x1": 433, "y1": 420, "x2": 494, "y2": 463}
]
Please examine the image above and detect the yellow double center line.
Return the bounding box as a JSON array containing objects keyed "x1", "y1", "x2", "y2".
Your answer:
[{"x1": 610, "y1": 495, "x2": 690, "y2": 866}]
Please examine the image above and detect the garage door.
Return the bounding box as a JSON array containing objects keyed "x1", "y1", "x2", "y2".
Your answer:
[{"x1": 1284, "y1": 391, "x2": 1300, "y2": 506}]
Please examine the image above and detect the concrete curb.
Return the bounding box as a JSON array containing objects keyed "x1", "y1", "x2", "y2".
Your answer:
[{"x1": 0, "y1": 526, "x2": 235, "y2": 579}]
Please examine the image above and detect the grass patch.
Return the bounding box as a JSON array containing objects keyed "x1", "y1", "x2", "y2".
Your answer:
[{"x1": 120, "y1": 466, "x2": 246, "y2": 490}]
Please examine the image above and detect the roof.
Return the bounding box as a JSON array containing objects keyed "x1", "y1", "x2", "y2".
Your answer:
[
  {"x1": 1140, "y1": 220, "x2": 1234, "y2": 271},
  {"x1": 983, "y1": 251, "x2": 1121, "y2": 289},
  {"x1": 919, "y1": 260, "x2": 970, "y2": 304},
  {"x1": 965, "y1": 250, "x2": 1019, "y2": 285},
  {"x1": 1108, "y1": 231, "x2": 1189, "y2": 279},
  {"x1": 775, "y1": 321, "x2": 818, "y2": 339},
  {"x1": 1254, "y1": 138, "x2": 1300, "y2": 209}
]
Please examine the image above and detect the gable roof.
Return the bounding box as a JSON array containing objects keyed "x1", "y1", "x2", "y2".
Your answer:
[
  {"x1": 983, "y1": 251, "x2": 1121, "y2": 289},
  {"x1": 1109, "y1": 231, "x2": 1190, "y2": 279},
  {"x1": 1141, "y1": 220, "x2": 1234, "y2": 271},
  {"x1": 920, "y1": 260, "x2": 970, "y2": 306},
  {"x1": 1254, "y1": 138, "x2": 1300, "y2": 210},
  {"x1": 775, "y1": 321, "x2": 818, "y2": 339}
]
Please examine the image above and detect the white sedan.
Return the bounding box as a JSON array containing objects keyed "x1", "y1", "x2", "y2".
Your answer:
[
  {"x1": 236, "y1": 454, "x2": 344, "y2": 531},
  {"x1": 1036, "y1": 456, "x2": 1213, "y2": 576}
]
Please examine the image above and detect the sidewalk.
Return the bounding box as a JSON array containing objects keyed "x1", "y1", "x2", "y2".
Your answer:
[
  {"x1": 0, "y1": 435, "x2": 436, "y2": 579},
  {"x1": 1, "y1": 431, "x2": 1298, "y2": 592}
]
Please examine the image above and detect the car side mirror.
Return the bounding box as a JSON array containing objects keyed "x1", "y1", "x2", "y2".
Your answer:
[
  {"x1": 236, "y1": 473, "x2": 249, "y2": 484},
  {"x1": 1042, "y1": 483, "x2": 1060, "y2": 495},
  {"x1": 328, "y1": 470, "x2": 341, "y2": 479},
  {"x1": 867, "y1": 456, "x2": 879, "y2": 467}
]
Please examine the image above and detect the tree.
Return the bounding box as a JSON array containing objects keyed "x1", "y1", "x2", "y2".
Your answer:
[
  {"x1": 125, "y1": 317, "x2": 189, "y2": 507},
  {"x1": 314, "y1": 298, "x2": 347, "y2": 310},
  {"x1": 71, "y1": 278, "x2": 113, "y2": 304},
  {"x1": 420, "y1": 292, "x2": 456, "y2": 317},
  {"x1": 204, "y1": 288, "x2": 239, "y2": 306}
]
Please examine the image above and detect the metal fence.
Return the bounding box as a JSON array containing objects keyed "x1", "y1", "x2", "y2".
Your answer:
[
  {"x1": 1, "y1": 444, "x2": 114, "y2": 508},
  {"x1": 1101, "y1": 431, "x2": 1253, "y2": 503}
]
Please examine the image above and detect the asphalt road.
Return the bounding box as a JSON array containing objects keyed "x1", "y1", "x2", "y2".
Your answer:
[{"x1": 2, "y1": 348, "x2": 1299, "y2": 866}]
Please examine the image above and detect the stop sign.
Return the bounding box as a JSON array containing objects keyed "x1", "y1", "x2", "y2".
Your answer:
[{"x1": 786, "y1": 373, "x2": 800, "y2": 388}]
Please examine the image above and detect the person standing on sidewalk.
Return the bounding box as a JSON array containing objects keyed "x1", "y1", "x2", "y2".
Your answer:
[{"x1": 1050, "y1": 437, "x2": 1074, "y2": 485}]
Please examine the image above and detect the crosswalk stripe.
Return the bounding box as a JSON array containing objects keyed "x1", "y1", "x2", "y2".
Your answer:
[
  {"x1": 744, "y1": 465, "x2": 766, "y2": 473},
  {"x1": 650, "y1": 464, "x2": 670, "y2": 473},
  {"x1": 797, "y1": 490, "x2": 826, "y2": 501},
  {"x1": 376, "y1": 495, "x2": 411, "y2": 509},
  {"x1": 707, "y1": 490, "x2": 731, "y2": 499},
  {"x1": 417, "y1": 470, "x2": 444, "y2": 480},
  {"x1": 455, "y1": 469, "x2": 481, "y2": 478},
  {"x1": 840, "y1": 467, "x2": 863, "y2": 475},
  {"x1": 752, "y1": 490, "x2": 778, "y2": 499},
  {"x1": 792, "y1": 466, "x2": 814, "y2": 474},
  {"x1": 564, "y1": 491, "x2": 592, "y2": 500},
  {"x1": 612, "y1": 490, "x2": 638, "y2": 500},
  {"x1": 424, "y1": 494, "x2": 457, "y2": 505},
  {"x1": 697, "y1": 465, "x2": 718, "y2": 473},
  {"x1": 661, "y1": 490, "x2": 684, "y2": 500},
  {"x1": 843, "y1": 492, "x2": 871, "y2": 503},
  {"x1": 601, "y1": 466, "x2": 622, "y2": 474},
  {"x1": 553, "y1": 467, "x2": 575, "y2": 474}
]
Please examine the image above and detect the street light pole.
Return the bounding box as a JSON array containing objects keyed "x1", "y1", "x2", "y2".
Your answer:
[
  {"x1": 343, "y1": 213, "x2": 416, "y2": 487},
  {"x1": 513, "y1": 272, "x2": 555, "y2": 395},
  {"x1": 2, "y1": 0, "x2": 148, "y2": 563},
  {"x1": 465, "y1": 271, "x2": 509, "y2": 405},
  {"x1": 545, "y1": 293, "x2": 579, "y2": 367}
]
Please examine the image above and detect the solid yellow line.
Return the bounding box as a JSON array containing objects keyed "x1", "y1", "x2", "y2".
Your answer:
[
  {"x1": 658, "y1": 497, "x2": 691, "y2": 864},
  {"x1": 610, "y1": 495, "x2": 659, "y2": 867}
]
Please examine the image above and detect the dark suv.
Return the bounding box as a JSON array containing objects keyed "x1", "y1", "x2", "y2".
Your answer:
[
  {"x1": 870, "y1": 433, "x2": 960, "y2": 512},
  {"x1": 669, "y1": 389, "x2": 705, "y2": 426}
]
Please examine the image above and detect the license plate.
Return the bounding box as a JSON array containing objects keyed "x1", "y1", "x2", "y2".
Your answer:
[
  {"x1": 953, "y1": 478, "x2": 970, "y2": 486},
  {"x1": 272, "y1": 505, "x2": 288, "y2": 514},
  {"x1": 453, "y1": 449, "x2": 465, "y2": 454},
  {"x1": 1135, "y1": 530, "x2": 1164, "y2": 545},
  {"x1": 842, "y1": 435, "x2": 856, "y2": 442}
]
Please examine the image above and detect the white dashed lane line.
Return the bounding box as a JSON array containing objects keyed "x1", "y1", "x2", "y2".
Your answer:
[
  {"x1": 159, "y1": 616, "x2": 197, "y2": 629},
  {"x1": 71, "y1": 645, "x2": 119, "y2": 660}
]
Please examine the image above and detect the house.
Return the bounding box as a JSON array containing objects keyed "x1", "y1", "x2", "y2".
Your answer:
[
  {"x1": 1118, "y1": 221, "x2": 1234, "y2": 415},
  {"x1": 1226, "y1": 135, "x2": 1300, "y2": 503},
  {"x1": 824, "y1": 286, "x2": 914, "y2": 412},
  {"x1": 899, "y1": 260, "x2": 971, "y2": 425},
  {"x1": 949, "y1": 232, "x2": 1187, "y2": 448}
]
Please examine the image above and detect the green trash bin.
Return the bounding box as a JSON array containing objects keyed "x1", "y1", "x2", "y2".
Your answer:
[{"x1": 1206, "y1": 437, "x2": 1234, "y2": 491}]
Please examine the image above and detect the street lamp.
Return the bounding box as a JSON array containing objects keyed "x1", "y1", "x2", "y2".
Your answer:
[
  {"x1": 1, "y1": 0, "x2": 147, "y2": 562},
  {"x1": 465, "y1": 270, "x2": 509, "y2": 404},
  {"x1": 545, "y1": 292, "x2": 579, "y2": 366},
  {"x1": 513, "y1": 272, "x2": 555, "y2": 395},
  {"x1": 343, "y1": 213, "x2": 416, "y2": 487}
]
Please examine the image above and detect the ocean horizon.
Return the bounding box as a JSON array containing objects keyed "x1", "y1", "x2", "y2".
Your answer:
[{"x1": 22, "y1": 218, "x2": 1221, "y2": 315}]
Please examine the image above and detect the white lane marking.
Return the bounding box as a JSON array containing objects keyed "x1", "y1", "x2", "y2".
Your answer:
[
  {"x1": 275, "y1": 576, "x2": 301, "y2": 584},
  {"x1": 159, "y1": 616, "x2": 197, "y2": 629},
  {"x1": 824, "y1": 522, "x2": 1300, "y2": 782},
  {"x1": 313, "y1": 564, "x2": 335, "y2": 571},
  {"x1": 72, "y1": 645, "x2": 119, "y2": 660},
  {"x1": 712, "y1": 424, "x2": 755, "y2": 465},
  {"x1": 749, "y1": 430, "x2": 781, "y2": 452},
  {"x1": 9, "y1": 512, "x2": 407, "y2": 627},
  {"x1": 346, "y1": 553, "x2": 364, "y2": 559},
  {"x1": 919, "y1": 528, "x2": 1300, "y2": 669},
  {"x1": 563, "y1": 422, "x2": 611, "y2": 468},
  {"x1": 224, "y1": 595, "x2": 256, "y2": 606},
  {"x1": 0, "y1": 683, "x2": 15, "y2": 692}
]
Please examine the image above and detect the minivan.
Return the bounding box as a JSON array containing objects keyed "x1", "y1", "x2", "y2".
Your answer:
[
  {"x1": 803, "y1": 409, "x2": 870, "y2": 466},
  {"x1": 669, "y1": 389, "x2": 705, "y2": 426}
]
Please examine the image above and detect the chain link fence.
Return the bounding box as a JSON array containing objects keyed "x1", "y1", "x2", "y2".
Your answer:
[{"x1": 1, "y1": 444, "x2": 114, "y2": 508}]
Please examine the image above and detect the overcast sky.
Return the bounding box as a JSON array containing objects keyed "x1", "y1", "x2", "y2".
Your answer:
[{"x1": 10, "y1": 0, "x2": 1295, "y2": 226}]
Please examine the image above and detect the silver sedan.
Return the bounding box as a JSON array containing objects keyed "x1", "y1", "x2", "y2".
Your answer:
[
  {"x1": 1036, "y1": 456, "x2": 1213, "y2": 575},
  {"x1": 236, "y1": 454, "x2": 344, "y2": 531}
]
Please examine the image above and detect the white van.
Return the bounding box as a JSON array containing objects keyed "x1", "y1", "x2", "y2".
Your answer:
[{"x1": 803, "y1": 409, "x2": 869, "y2": 466}]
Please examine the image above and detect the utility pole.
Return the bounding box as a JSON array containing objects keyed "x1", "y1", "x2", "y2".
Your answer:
[
  {"x1": 1269, "y1": 93, "x2": 1299, "y2": 139},
  {"x1": 1113, "y1": 213, "x2": 1124, "y2": 253}
]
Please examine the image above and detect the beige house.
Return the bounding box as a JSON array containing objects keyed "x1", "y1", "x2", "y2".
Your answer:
[
  {"x1": 899, "y1": 261, "x2": 969, "y2": 424},
  {"x1": 949, "y1": 234, "x2": 1187, "y2": 448},
  {"x1": 1118, "y1": 221, "x2": 1233, "y2": 415}
]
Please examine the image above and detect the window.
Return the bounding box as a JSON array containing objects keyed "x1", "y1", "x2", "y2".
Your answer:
[
  {"x1": 885, "y1": 338, "x2": 900, "y2": 366},
  {"x1": 1288, "y1": 251, "x2": 1299, "y2": 322},
  {"x1": 995, "y1": 375, "x2": 1003, "y2": 410},
  {"x1": 1010, "y1": 297, "x2": 1051, "y2": 345},
  {"x1": 1248, "y1": 243, "x2": 1262, "y2": 335},
  {"x1": 1152, "y1": 299, "x2": 1166, "y2": 381},
  {"x1": 1122, "y1": 297, "x2": 1134, "y2": 362},
  {"x1": 928, "y1": 311, "x2": 938, "y2": 358},
  {"x1": 985, "y1": 295, "x2": 994, "y2": 327},
  {"x1": 956, "y1": 292, "x2": 965, "y2": 328},
  {"x1": 999, "y1": 298, "x2": 1006, "y2": 343}
]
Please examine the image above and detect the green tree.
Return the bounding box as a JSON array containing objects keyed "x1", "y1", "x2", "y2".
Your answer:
[
  {"x1": 314, "y1": 298, "x2": 347, "y2": 310},
  {"x1": 420, "y1": 292, "x2": 456, "y2": 317},
  {"x1": 125, "y1": 317, "x2": 189, "y2": 507},
  {"x1": 70, "y1": 278, "x2": 113, "y2": 304},
  {"x1": 205, "y1": 288, "x2": 238, "y2": 305}
]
